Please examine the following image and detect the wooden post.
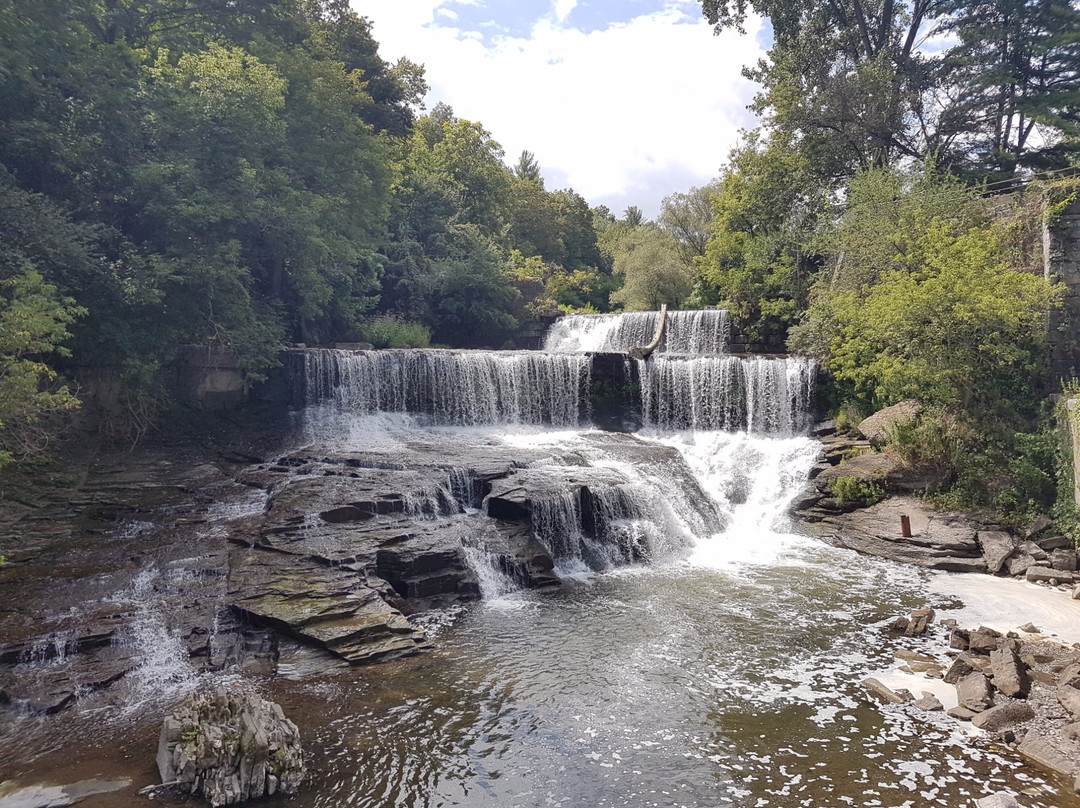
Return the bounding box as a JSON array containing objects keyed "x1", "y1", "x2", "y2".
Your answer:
[{"x1": 900, "y1": 514, "x2": 912, "y2": 538}]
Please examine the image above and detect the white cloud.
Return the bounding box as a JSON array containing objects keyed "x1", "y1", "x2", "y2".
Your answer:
[
  {"x1": 552, "y1": 0, "x2": 579, "y2": 24},
  {"x1": 354, "y1": 1, "x2": 766, "y2": 218}
]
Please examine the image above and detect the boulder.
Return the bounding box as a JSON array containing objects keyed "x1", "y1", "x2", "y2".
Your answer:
[
  {"x1": 1026, "y1": 567, "x2": 1074, "y2": 585},
  {"x1": 978, "y1": 531, "x2": 1016, "y2": 574},
  {"x1": 1007, "y1": 554, "x2": 1039, "y2": 577},
  {"x1": 157, "y1": 684, "x2": 304, "y2": 807},
  {"x1": 913, "y1": 691, "x2": 944, "y2": 711},
  {"x1": 857, "y1": 400, "x2": 920, "y2": 444},
  {"x1": 989, "y1": 647, "x2": 1030, "y2": 698},
  {"x1": 1020, "y1": 540, "x2": 1049, "y2": 561},
  {"x1": 944, "y1": 655, "x2": 976, "y2": 684},
  {"x1": 956, "y1": 672, "x2": 994, "y2": 712},
  {"x1": 971, "y1": 702, "x2": 1035, "y2": 731},
  {"x1": 1058, "y1": 686, "x2": 1080, "y2": 719},
  {"x1": 1025, "y1": 515, "x2": 1054, "y2": 539},
  {"x1": 968, "y1": 626, "x2": 1004, "y2": 654},
  {"x1": 1057, "y1": 660, "x2": 1080, "y2": 688},
  {"x1": 905, "y1": 608, "x2": 935, "y2": 636},
  {"x1": 948, "y1": 705, "x2": 978, "y2": 721},
  {"x1": 1051, "y1": 549, "x2": 1078, "y2": 572}
]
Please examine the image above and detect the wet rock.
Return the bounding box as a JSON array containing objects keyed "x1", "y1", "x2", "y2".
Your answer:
[
  {"x1": 978, "y1": 531, "x2": 1016, "y2": 574},
  {"x1": 948, "y1": 705, "x2": 978, "y2": 721},
  {"x1": 905, "y1": 608, "x2": 935, "y2": 636},
  {"x1": 971, "y1": 702, "x2": 1036, "y2": 731},
  {"x1": 990, "y1": 648, "x2": 1030, "y2": 698},
  {"x1": 913, "y1": 691, "x2": 944, "y2": 711},
  {"x1": 1018, "y1": 730, "x2": 1079, "y2": 781},
  {"x1": 1026, "y1": 567, "x2": 1074, "y2": 585},
  {"x1": 956, "y1": 672, "x2": 994, "y2": 712},
  {"x1": 157, "y1": 683, "x2": 304, "y2": 807},
  {"x1": 862, "y1": 677, "x2": 912, "y2": 704},
  {"x1": 0, "y1": 778, "x2": 133, "y2": 808},
  {"x1": 975, "y1": 792, "x2": 1020, "y2": 808},
  {"x1": 857, "y1": 400, "x2": 920, "y2": 444},
  {"x1": 1018, "y1": 623, "x2": 1039, "y2": 634}
]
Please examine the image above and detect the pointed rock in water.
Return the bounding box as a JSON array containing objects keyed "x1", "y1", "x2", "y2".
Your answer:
[
  {"x1": 975, "y1": 792, "x2": 1020, "y2": 808},
  {"x1": 157, "y1": 683, "x2": 304, "y2": 807},
  {"x1": 861, "y1": 677, "x2": 912, "y2": 705},
  {"x1": 913, "y1": 691, "x2": 944, "y2": 711}
]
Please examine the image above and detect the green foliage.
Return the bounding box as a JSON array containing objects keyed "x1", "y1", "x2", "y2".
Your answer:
[
  {"x1": 829, "y1": 475, "x2": 886, "y2": 506},
  {"x1": 428, "y1": 243, "x2": 520, "y2": 348},
  {"x1": 358, "y1": 316, "x2": 431, "y2": 349},
  {"x1": 603, "y1": 225, "x2": 695, "y2": 311},
  {"x1": 797, "y1": 168, "x2": 1059, "y2": 421},
  {"x1": 0, "y1": 270, "x2": 84, "y2": 467}
]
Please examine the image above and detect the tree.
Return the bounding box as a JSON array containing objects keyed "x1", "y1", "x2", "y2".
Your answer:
[
  {"x1": 513, "y1": 150, "x2": 543, "y2": 184},
  {"x1": 659, "y1": 181, "x2": 721, "y2": 265},
  {"x1": 606, "y1": 227, "x2": 696, "y2": 311}
]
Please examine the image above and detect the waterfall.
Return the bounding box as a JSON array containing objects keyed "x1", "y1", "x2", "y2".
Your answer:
[
  {"x1": 638, "y1": 355, "x2": 817, "y2": 434},
  {"x1": 302, "y1": 349, "x2": 590, "y2": 427},
  {"x1": 544, "y1": 310, "x2": 730, "y2": 354}
]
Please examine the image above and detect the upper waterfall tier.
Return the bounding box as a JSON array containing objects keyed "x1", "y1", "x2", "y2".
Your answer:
[
  {"x1": 544, "y1": 310, "x2": 730, "y2": 355},
  {"x1": 300, "y1": 349, "x2": 591, "y2": 427}
]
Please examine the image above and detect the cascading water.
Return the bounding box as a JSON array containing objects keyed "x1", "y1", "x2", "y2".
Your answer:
[
  {"x1": 544, "y1": 309, "x2": 730, "y2": 354},
  {"x1": 301, "y1": 349, "x2": 590, "y2": 427},
  {"x1": 639, "y1": 354, "x2": 818, "y2": 433}
]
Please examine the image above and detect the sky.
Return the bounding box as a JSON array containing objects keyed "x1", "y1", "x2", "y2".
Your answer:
[{"x1": 352, "y1": 0, "x2": 771, "y2": 219}]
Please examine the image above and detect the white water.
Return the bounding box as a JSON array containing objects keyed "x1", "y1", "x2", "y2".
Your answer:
[
  {"x1": 544, "y1": 309, "x2": 730, "y2": 354},
  {"x1": 301, "y1": 349, "x2": 590, "y2": 426}
]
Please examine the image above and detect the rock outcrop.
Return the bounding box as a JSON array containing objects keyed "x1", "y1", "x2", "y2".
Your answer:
[{"x1": 157, "y1": 684, "x2": 304, "y2": 807}]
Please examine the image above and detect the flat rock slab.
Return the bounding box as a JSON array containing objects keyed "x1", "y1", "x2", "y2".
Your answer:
[
  {"x1": 990, "y1": 647, "x2": 1030, "y2": 697},
  {"x1": 0, "y1": 779, "x2": 132, "y2": 808},
  {"x1": 824, "y1": 497, "x2": 986, "y2": 571}
]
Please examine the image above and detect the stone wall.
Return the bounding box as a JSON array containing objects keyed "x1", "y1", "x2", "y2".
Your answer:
[{"x1": 1046, "y1": 197, "x2": 1080, "y2": 379}]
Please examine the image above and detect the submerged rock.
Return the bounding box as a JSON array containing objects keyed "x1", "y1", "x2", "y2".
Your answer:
[{"x1": 157, "y1": 684, "x2": 304, "y2": 807}]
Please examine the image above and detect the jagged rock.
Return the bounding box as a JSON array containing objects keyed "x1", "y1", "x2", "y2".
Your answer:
[
  {"x1": 1058, "y1": 686, "x2": 1080, "y2": 719},
  {"x1": 157, "y1": 684, "x2": 304, "y2": 807},
  {"x1": 1007, "y1": 554, "x2": 1039, "y2": 577},
  {"x1": 862, "y1": 677, "x2": 912, "y2": 704},
  {"x1": 951, "y1": 627, "x2": 971, "y2": 650},
  {"x1": 968, "y1": 626, "x2": 1004, "y2": 654},
  {"x1": 1051, "y1": 549, "x2": 1078, "y2": 572},
  {"x1": 975, "y1": 792, "x2": 1020, "y2": 808},
  {"x1": 1057, "y1": 660, "x2": 1080, "y2": 688},
  {"x1": 990, "y1": 647, "x2": 1031, "y2": 698},
  {"x1": 857, "y1": 400, "x2": 920, "y2": 444},
  {"x1": 971, "y1": 702, "x2": 1036, "y2": 731},
  {"x1": 1025, "y1": 515, "x2": 1054, "y2": 539},
  {"x1": 905, "y1": 608, "x2": 935, "y2": 636},
  {"x1": 913, "y1": 691, "x2": 944, "y2": 711},
  {"x1": 1018, "y1": 623, "x2": 1039, "y2": 634},
  {"x1": 978, "y1": 531, "x2": 1016, "y2": 574},
  {"x1": 956, "y1": 672, "x2": 994, "y2": 712},
  {"x1": 944, "y1": 654, "x2": 976, "y2": 684},
  {"x1": 1020, "y1": 540, "x2": 1049, "y2": 561}
]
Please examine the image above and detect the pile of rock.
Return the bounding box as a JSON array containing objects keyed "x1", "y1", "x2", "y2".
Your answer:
[
  {"x1": 865, "y1": 617, "x2": 1080, "y2": 793},
  {"x1": 157, "y1": 683, "x2": 304, "y2": 807}
]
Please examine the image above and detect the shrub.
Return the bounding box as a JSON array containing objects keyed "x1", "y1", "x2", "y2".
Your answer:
[
  {"x1": 829, "y1": 475, "x2": 886, "y2": 506},
  {"x1": 358, "y1": 316, "x2": 431, "y2": 349}
]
